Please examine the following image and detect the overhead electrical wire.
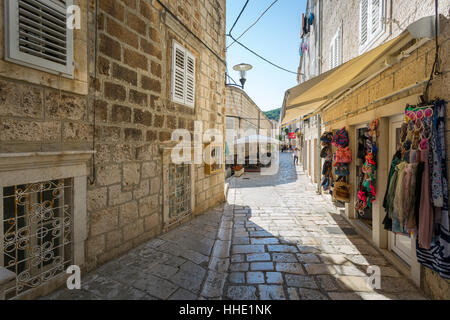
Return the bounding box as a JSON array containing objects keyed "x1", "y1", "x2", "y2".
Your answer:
[
  {"x1": 156, "y1": 0, "x2": 226, "y2": 66},
  {"x1": 227, "y1": 34, "x2": 298, "y2": 75},
  {"x1": 227, "y1": 0, "x2": 279, "y2": 50},
  {"x1": 228, "y1": 0, "x2": 250, "y2": 35}
]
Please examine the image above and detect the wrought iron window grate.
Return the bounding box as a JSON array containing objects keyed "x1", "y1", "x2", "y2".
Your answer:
[
  {"x1": 1, "y1": 179, "x2": 73, "y2": 300},
  {"x1": 168, "y1": 164, "x2": 191, "y2": 226}
]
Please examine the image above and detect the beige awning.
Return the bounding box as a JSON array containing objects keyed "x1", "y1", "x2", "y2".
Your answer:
[{"x1": 281, "y1": 31, "x2": 414, "y2": 125}]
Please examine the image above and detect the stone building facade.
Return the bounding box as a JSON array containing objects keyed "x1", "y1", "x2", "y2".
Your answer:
[
  {"x1": 320, "y1": 15, "x2": 450, "y2": 300},
  {"x1": 320, "y1": 0, "x2": 450, "y2": 73},
  {"x1": 225, "y1": 86, "x2": 272, "y2": 136},
  {"x1": 298, "y1": 0, "x2": 321, "y2": 83},
  {"x1": 284, "y1": 0, "x2": 450, "y2": 300},
  {"x1": 0, "y1": 0, "x2": 226, "y2": 299}
]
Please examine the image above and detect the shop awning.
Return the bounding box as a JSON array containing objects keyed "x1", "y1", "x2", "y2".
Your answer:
[{"x1": 281, "y1": 31, "x2": 414, "y2": 125}]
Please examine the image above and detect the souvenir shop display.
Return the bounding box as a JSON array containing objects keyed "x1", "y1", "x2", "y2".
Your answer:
[
  {"x1": 331, "y1": 127, "x2": 351, "y2": 203},
  {"x1": 355, "y1": 119, "x2": 379, "y2": 220},
  {"x1": 320, "y1": 131, "x2": 333, "y2": 192},
  {"x1": 382, "y1": 100, "x2": 450, "y2": 279}
]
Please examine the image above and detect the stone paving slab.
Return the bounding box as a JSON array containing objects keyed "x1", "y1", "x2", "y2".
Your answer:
[{"x1": 44, "y1": 153, "x2": 427, "y2": 300}]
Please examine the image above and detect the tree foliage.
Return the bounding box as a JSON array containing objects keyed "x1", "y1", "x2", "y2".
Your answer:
[{"x1": 264, "y1": 108, "x2": 281, "y2": 121}]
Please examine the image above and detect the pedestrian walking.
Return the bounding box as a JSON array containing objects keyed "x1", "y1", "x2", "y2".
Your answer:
[{"x1": 293, "y1": 148, "x2": 299, "y2": 165}]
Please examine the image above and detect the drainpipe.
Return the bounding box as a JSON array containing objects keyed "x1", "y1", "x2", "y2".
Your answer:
[
  {"x1": 317, "y1": 114, "x2": 322, "y2": 194},
  {"x1": 316, "y1": 0, "x2": 322, "y2": 74}
]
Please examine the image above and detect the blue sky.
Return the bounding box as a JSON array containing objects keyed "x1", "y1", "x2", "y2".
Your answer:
[{"x1": 226, "y1": 0, "x2": 307, "y2": 112}]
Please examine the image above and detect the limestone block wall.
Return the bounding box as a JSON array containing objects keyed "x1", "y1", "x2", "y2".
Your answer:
[
  {"x1": 225, "y1": 86, "x2": 272, "y2": 135},
  {"x1": 321, "y1": 16, "x2": 450, "y2": 300},
  {"x1": 0, "y1": 0, "x2": 89, "y2": 152},
  {"x1": 0, "y1": 0, "x2": 227, "y2": 274},
  {"x1": 226, "y1": 86, "x2": 259, "y2": 131}
]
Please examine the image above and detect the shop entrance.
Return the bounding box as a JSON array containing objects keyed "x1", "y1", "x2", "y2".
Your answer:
[
  {"x1": 388, "y1": 115, "x2": 412, "y2": 265},
  {"x1": 355, "y1": 124, "x2": 373, "y2": 231}
]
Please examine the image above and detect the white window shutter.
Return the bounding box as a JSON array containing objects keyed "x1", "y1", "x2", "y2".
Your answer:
[
  {"x1": 360, "y1": 0, "x2": 369, "y2": 48},
  {"x1": 370, "y1": 0, "x2": 383, "y2": 37},
  {"x1": 330, "y1": 40, "x2": 335, "y2": 69},
  {"x1": 334, "y1": 33, "x2": 340, "y2": 67},
  {"x1": 185, "y1": 51, "x2": 196, "y2": 108},
  {"x1": 5, "y1": 0, "x2": 74, "y2": 77},
  {"x1": 171, "y1": 41, "x2": 196, "y2": 108},
  {"x1": 171, "y1": 42, "x2": 186, "y2": 104},
  {"x1": 330, "y1": 26, "x2": 341, "y2": 69}
]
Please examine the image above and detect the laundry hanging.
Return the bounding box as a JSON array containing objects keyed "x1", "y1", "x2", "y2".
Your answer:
[{"x1": 415, "y1": 100, "x2": 450, "y2": 279}]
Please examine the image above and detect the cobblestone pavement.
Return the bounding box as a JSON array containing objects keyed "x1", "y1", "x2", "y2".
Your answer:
[{"x1": 45, "y1": 153, "x2": 426, "y2": 300}]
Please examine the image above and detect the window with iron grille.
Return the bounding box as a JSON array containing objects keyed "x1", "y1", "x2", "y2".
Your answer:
[
  {"x1": 171, "y1": 40, "x2": 196, "y2": 108},
  {"x1": 1, "y1": 179, "x2": 73, "y2": 300},
  {"x1": 4, "y1": 0, "x2": 74, "y2": 77},
  {"x1": 168, "y1": 164, "x2": 191, "y2": 226}
]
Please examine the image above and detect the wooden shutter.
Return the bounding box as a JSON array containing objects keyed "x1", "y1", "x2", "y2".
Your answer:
[
  {"x1": 171, "y1": 41, "x2": 196, "y2": 108},
  {"x1": 5, "y1": 0, "x2": 74, "y2": 77},
  {"x1": 172, "y1": 42, "x2": 186, "y2": 104},
  {"x1": 185, "y1": 51, "x2": 196, "y2": 108},
  {"x1": 360, "y1": 0, "x2": 369, "y2": 48}
]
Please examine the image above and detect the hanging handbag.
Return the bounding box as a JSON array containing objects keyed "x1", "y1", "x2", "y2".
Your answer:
[
  {"x1": 322, "y1": 160, "x2": 332, "y2": 176},
  {"x1": 320, "y1": 131, "x2": 333, "y2": 144},
  {"x1": 332, "y1": 181, "x2": 351, "y2": 203},
  {"x1": 321, "y1": 177, "x2": 331, "y2": 190},
  {"x1": 332, "y1": 127, "x2": 349, "y2": 147},
  {"x1": 335, "y1": 147, "x2": 352, "y2": 164},
  {"x1": 335, "y1": 163, "x2": 349, "y2": 177},
  {"x1": 320, "y1": 146, "x2": 331, "y2": 158}
]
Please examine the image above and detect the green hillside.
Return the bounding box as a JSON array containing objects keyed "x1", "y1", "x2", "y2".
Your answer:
[{"x1": 264, "y1": 108, "x2": 281, "y2": 121}]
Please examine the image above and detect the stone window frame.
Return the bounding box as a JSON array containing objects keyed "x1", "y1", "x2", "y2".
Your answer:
[
  {"x1": 164, "y1": 21, "x2": 199, "y2": 116},
  {"x1": 170, "y1": 40, "x2": 196, "y2": 108},
  {"x1": 4, "y1": 0, "x2": 75, "y2": 78},
  {"x1": 0, "y1": 0, "x2": 87, "y2": 95},
  {"x1": 0, "y1": 151, "x2": 92, "y2": 299},
  {"x1": 160, "y1": 142, "x2": 196, "y2": 232}
]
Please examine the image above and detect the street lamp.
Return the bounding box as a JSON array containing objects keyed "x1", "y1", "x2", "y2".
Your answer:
[{"x1": 233, "y1": 63, "x2": 253, "y2": 89}]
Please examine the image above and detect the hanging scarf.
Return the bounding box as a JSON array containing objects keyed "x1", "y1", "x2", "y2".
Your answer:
[{"x1": 416, "y1": 100, "x2": 450, "y2": 279}]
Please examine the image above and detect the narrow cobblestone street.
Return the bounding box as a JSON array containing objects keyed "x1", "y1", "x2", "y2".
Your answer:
[{"x1": 45, "y1": 153, "x2": 426, "y2": 300}]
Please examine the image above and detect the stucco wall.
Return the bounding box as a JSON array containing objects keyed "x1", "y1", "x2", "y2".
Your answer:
[
  {"x1": 299, "y1": 0, "x2": 321, "y2": 83},
  {"x1": 320, "y1": 0, "x2": 450, "y2": 73}
]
